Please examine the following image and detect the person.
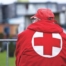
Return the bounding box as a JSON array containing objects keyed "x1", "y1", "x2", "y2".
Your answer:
[
  {"x1": 15, "y1": 8, "x2": 66, "y2": 66},
  {"x1": 4, "y1": 23, "x2": 10, "y2": 38}
]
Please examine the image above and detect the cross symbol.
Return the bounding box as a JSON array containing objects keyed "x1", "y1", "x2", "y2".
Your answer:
[{"x1": 34, "y1": 33, "x2": 60, "y2": 55}]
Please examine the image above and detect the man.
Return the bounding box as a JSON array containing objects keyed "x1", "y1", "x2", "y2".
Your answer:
[{"x1": 15, "y1": 8, "x2": 66, "y2": 66}]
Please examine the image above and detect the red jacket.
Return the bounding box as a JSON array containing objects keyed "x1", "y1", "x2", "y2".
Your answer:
[{"x1": 16, "y1": 20, "x2": 66, "y2": 66}]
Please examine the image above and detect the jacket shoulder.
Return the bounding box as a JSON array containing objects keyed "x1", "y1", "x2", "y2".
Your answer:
[
  {"x1": 18, "y1": 29, "x2": 28, "y2": 38},
  {"x1": 61, "y1": 32, "x2": 66, "y2": 40},
  {"x1": 18, "y1": 29, "x2": 34, "y2": 38}
]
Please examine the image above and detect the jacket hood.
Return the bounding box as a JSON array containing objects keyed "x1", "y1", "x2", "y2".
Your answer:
[
  {"x1": 28, "y1": 20, "x2": 63, "y2": 33},
  {"x1": 31, "y1": 8, "x2": 54, "y2": 20}
]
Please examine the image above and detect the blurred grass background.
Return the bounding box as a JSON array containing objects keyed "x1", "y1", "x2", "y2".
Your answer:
[{"x1": 0, "y1": 51, "x2": 15, "y2": 66}]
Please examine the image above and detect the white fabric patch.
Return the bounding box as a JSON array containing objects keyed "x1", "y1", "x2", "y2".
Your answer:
[{"x1": 32, "y1": 32, "x2": 62, "y2": 58}]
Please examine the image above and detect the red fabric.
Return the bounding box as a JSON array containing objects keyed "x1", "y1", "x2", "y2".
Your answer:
[
  {"x1": 15, "y1": 20, "x2": 66, "y2": 66},
  {"x1": 34, "y1": 33, "x2": 60, "y2": 55},
  {"x1": 31, "y1": 8, "x2": 54, "y2": 20}
]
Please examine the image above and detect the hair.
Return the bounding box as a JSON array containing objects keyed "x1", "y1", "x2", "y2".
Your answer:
[
  {"x1": 48, "y1": 17, "x2": 54, "y2": 20},
  {"x1": 48, "y1": 17, "x2": 61, "y2": 26}
]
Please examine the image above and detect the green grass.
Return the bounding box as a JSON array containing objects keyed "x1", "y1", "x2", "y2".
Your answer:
[{"x1": 0, "y1": 51, "x2": 15, "y2": 66}]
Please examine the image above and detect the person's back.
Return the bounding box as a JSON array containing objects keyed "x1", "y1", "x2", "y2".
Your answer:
[{"x1": 15, "y1": 8, "x2": 66, "y2": 66}]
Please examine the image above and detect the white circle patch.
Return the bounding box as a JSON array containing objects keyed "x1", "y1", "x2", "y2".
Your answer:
[{"x1": 32, "y1": 32, "x2": 62, "y2": 58}]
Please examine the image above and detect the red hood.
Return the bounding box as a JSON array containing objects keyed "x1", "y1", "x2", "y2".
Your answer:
[{"x1": 28, "y1": 20, "x2": 63, "y2": 33}]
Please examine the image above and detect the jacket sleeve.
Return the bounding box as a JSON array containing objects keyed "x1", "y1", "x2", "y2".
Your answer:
[
  {"x1": 15, "y1": 32, "x2": 25, "y2": 66},
  {"x1": 60, "y1": 32, "x2": 66, "y2": 60}
]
